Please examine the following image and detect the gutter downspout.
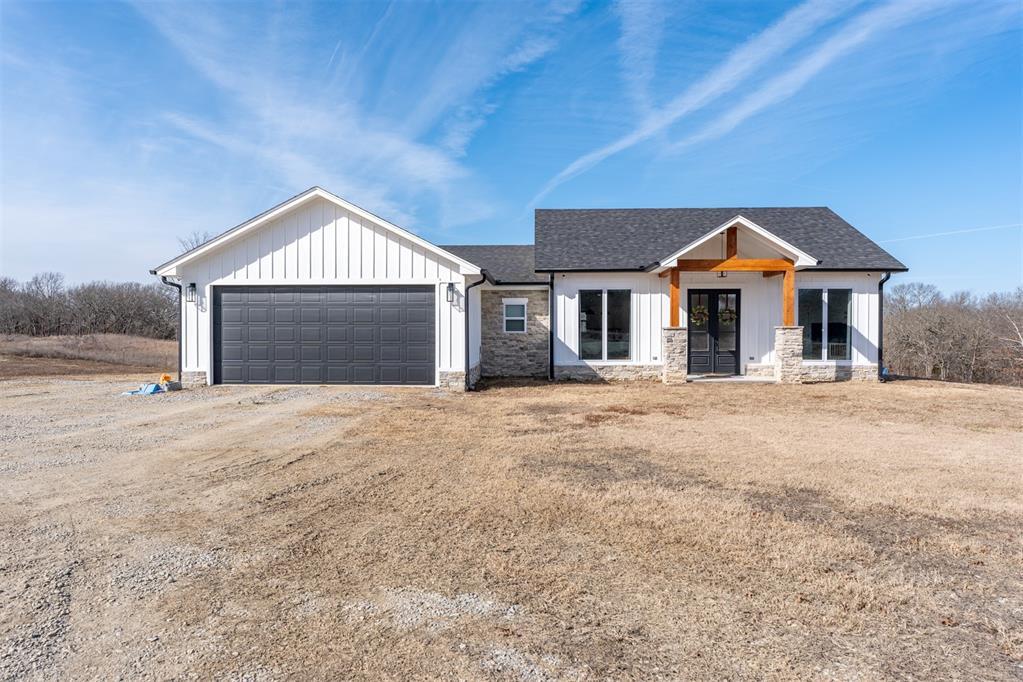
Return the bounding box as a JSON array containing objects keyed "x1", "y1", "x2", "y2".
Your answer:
[
  {"x1": 548, "y1": 273, "x2": 555, "y2": 381},
  {"x1": 159, "y1": 275, "x2": 183, "y2": 382},
  {"x1": 878, "y1": 271, "x2": 891, "y2": 382},
  {"x1": 464, "y1": 272, "x2": 488, "y2": 391}
]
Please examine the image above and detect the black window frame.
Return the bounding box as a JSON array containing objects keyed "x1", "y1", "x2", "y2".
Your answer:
[
  {"x1": 797, "y1": 288, "x2": 852, "y2": 361},
  {"x1": 578, "y1": 288, "x2": 632, "y2": 361}
]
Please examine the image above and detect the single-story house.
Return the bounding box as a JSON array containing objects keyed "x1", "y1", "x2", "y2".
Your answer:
[{"x1": 151, "y1": 186, "x2": 907, "y2": 390}]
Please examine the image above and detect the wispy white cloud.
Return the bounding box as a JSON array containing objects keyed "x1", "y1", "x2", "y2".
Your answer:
[
  {"x1": 528, "y1": 0, "x2": 856, "y2": 206},
  {"x1": 614, "y1": 0, "x2": 671, "y2": 115},
  {"x1": 665, "y1": 0, "x2": 947, "y2": 154},
  {"x1": 134, "y1": 0, "x2": 577, "y2": 229}
]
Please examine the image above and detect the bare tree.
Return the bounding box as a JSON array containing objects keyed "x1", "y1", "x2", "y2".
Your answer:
[{"x1": 177, "y1": 230, "x2": 215, "y2": 253}]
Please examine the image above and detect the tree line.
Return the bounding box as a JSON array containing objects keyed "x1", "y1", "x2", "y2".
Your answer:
[
  {"x1": 884, "y1": 283, "x2": 1023, "y2": 386},
  {"x1": 1, "y1": 273, "x2": 1021, "y2": 386},
  {"x1": 0, "y1": 273, "x2": 177, "y2": 339}
]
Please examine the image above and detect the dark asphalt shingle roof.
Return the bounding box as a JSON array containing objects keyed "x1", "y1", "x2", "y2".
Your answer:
[
  {"x1": 440, "y1": 245, "x2": 546, "y2": 284},
  {"x1": 534, "y1": 207, "x2": 907, "y2": 272}
]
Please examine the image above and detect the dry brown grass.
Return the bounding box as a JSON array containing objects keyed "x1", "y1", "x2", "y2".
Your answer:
[
  {"x1": 0, "y1": 334, "x2": 176, "y2": 374},
  {"x1": 1, "y1": 377, "x2": 1020, "y2": 679}
]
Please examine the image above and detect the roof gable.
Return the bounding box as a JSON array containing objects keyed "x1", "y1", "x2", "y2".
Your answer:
[
  {"x1": 152, "y1": 187, "x2": 481, "y2": 276},
  {"x1": 657, "y1": 215, "x2": 818, "y2": 268},
  {"x1": 534, "y1": 207, "x2": 907, "y2": 272}
]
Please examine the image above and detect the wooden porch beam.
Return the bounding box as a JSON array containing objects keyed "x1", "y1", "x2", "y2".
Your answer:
[
  {"x1": 782, "y1": 267, "x2": 795, "y2": 326},
  {"x1": 669, "y1": 268, "x2": 680, "y2": 327},
  {"x1": 762, "y1": 271, "x2": 784, "y2": 278},
  {"x1": 726, "y1": 226, "x2": 737, "y2": 259},
  {"x1": 675, "y1": 257, "x2": 793, "y2": 272}
]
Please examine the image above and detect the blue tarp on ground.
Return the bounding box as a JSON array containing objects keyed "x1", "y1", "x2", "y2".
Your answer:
[{"x1": 121, "y1": 383, "x2": 164, "y2": 396}]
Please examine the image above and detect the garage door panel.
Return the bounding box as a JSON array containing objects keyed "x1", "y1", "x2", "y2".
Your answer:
[
  {"x1": 407, "y1": 346, "x2": 432, "y2": 363},
  {"x1": 326, "y1": 308, "x2": 349, "y2": 323},
  {"x1": 326, "y1": 345, "x2": 349, "y2": 362},
  {"x1": 300, "y1": 345, "x2": 322, "y2": 362},
  {"x1": 405, "y1": 366, "x2": 433, "y2": 384},
  {"x1": 326, "y1": 326, "x2": 348, "y2": 342},
  {"x1": 352, "y1": 366, "x2": 376, "y2": 383},
  {"x1": 222, "y1": 326, "x2": 245, "y2": 342},
  {"x1": 300, "y1": 366, "x2": 323, "y2": 383},
  {"x1": 353, "y1": 326, "x2": 377, "y2": 343},
  {"x1": 380, "y1": 326, "x2": 402, "y2": 343},
  {"x1": 274, "y1": 366, "x2": 297, "y2": 383},
  {"x1": 353, "y1": 308, "x2": 376, "y2": 323},
  {"x1": 352, "y1": 344, "x2": 377, "y2": 362},
  {"x1": 407, "y1": 326, "x2": 431, "y2": 343},
  {"x1": 248, "y1": 307, "x2": 270, "y2": 323},
  {"x1": 353, "y1": 290, "x2": 377, "y2": 303},
  {"x1": 214, "y1": 285, "x2": 435, "y2": 385}
]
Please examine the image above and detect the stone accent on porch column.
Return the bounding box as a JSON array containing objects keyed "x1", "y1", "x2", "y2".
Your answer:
[
  {"x1": 661, "y1": 327, "x2": 688, "y2": 385},
  {"x1": 774, "y1": 326, "x2": 804, "y2": 384}
]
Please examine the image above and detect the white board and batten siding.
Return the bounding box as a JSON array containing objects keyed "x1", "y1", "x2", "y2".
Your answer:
[
  {"x1": 553, "y1": 270, "x2": 882, "y2": 371},
  {"x1": 177, "y1": 196, "x2": 472, "y2": 380}
]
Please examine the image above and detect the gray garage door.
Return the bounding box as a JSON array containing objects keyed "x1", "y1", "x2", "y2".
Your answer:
[{"x1": 213, "y1": 285, "x2": 435, "y2": 385}]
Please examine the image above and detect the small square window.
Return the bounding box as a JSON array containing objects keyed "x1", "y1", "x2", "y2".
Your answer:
[{"x1": 503, "y1": 299, "x2": 527, "y2": 333}]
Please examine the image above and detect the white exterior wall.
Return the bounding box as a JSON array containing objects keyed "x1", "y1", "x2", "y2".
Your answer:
[
  {"x1": 553, "y1": 270, "x2": 882, "y2": 372},
  {"x1": 175, "y1": 196, "x2": 471, "y2": 383},
  {"x1": 792, "y1": 271, "x2": 882, "y2": 365},
  {"x1": 553, "y1": 272, "x2": 669, "y2": 366}
]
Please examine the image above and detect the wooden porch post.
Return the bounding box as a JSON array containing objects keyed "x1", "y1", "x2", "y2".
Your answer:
[
  {"x1": 782, "y1": 267, "x2": 795, "y2": 326},
  {"x1": 726, "y1": 226, "x2": 737, "y2": 259},
  {"x1": 669, "y1": 268, "x2": 680, "y2": 327}
]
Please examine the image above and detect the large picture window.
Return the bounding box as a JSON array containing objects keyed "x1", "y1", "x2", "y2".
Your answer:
[
  {"x1": 798, "y1": 288, "x2": 851, "y2": 360},
  {"x1": 579, "y1": 289, "x2": 631, "y2": 361}
]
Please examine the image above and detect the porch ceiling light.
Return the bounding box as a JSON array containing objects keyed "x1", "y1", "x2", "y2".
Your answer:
[
  {"x1": 446, "y1": 282, "x2": 455, "y2": 303},
  {"x1": 185, "y1": 283, "x2": 197, "y2": 303}
]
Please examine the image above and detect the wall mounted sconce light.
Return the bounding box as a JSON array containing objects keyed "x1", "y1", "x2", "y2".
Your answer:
[
  {"x1": 185, "y1": 283, "x2": 197, "y2": 302},
  {"x1": 446, "y1": 282, "x2": 455, "y2": 303}
]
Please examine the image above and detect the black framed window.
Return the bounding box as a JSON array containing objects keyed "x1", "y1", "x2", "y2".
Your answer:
[
  {"x1": 578, "y1": 289, "x2": 631, "y2": 360},
  {"x1": 798, "y1": 288, "x2": 852, "y2": 360},
  {"x1": 579, "y1": 290, "x2": 603, "y2": 360}
]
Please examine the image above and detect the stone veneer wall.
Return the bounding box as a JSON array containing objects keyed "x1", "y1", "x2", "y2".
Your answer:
[
  {"x1": 480, "y1": 289, "x2": 550, "y2": 378},
  {"x1": 744, "y1": 363, "x2": 775, "y2": 378},
  {"x1": 774, "y1": 326, "x2": 804, "y2": 384},
  {"x1": 437, "y1": 370, "x2": 466, "y2": 392},
  {"x1": 800, "y1": 363, "x2": 878, "y2": 383},
  {"x1": 467, "y1": 363, "x2": 482, "y2": 389},
  {"x1": 181, "y1": 371, "x2": 206, "y2": 387},
  {"x1": 555, "y1": 364, "x2": 662, "y2": 381},
  {"x1": 661, "y1": 328, "x2": 688, "y2": 385}
]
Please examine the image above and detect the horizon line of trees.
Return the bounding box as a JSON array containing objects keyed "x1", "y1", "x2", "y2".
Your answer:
[
  {"x1": 1, "y1": 273, "x2": 1021, "y2": 386},
  {"x1": 0, "y1": 273, "x2": 177, "y2": 339}
]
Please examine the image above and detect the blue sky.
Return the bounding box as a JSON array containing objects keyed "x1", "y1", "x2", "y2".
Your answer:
[{"x1": 1, "y1": 0, "x2": 1020, "y2": 292}]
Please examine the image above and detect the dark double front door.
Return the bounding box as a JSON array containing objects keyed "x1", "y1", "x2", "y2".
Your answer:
[{"x1": 688, "y1": 289, "x2": 740, "y2": 375}]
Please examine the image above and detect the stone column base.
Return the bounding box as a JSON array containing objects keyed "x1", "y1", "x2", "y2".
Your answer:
[
  {"x1": 774, "y1": 326, "x2": 803, "y2": 384},
  {"x1": 181, "y1": 371, "x2": 207, "y2": 387},
  {"x1": 661, "y1": 327, "x2": 688, "y2": 385},
  {"x1": 437, "y1": 370, "x2": 466, "y2": 392}
]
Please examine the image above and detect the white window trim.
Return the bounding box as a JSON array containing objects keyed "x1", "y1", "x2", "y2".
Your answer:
[
  {"x1": 579, "y1": 289, "x2": 632, "y2": 362},
  {"x1": 503, "y1": 298, "x2": 528, "y2": 334},
  {"x1": 797, "y1": 288, "x2": 852, "y2": 362}
]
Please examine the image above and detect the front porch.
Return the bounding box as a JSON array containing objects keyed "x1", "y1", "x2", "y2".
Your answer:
[{"x1": 659, "y1": 221, "x2": 808, "y2": 385}]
